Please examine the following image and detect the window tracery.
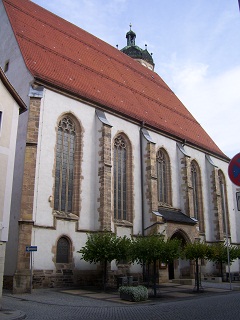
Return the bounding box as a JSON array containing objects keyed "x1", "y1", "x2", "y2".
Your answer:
[
  {"x1": 156, "y1": 148, "x2": 171, "y2": 205},
  {"x1": 218, "y1": 170, "x2": 229, "y2": 235},
  {"x1": 54, "y1": 116, "x2": 78, "y2": 214},
  {"x1": 114, "y1": 135, "x2": 127, "y2": 220}
]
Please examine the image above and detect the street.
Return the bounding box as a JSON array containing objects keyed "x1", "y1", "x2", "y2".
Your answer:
[{"x1": 2, "y1": 285, "x2": 240, "y2": 320}]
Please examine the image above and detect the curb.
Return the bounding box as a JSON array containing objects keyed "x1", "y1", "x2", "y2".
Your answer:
[{"x1": 0, "y1": 309, "x2": 26, "y2": 320}]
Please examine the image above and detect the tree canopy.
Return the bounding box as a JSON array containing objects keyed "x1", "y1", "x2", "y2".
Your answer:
[{"x1": 78, "y1": 232, "x2": 132, "y2": 291}]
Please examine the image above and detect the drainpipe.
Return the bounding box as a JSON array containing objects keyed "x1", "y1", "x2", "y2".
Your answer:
[{"x1": 140, "y1": 121, "x2": 145, "y2": 236}]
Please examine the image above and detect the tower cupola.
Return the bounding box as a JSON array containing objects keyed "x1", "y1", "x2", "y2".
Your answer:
[
  {"x1": 126, "y1": 24, "x2": 136, "y2": 46},
  {"x1": 120, "y1": 24, "x2": 155, "y2": 71}
]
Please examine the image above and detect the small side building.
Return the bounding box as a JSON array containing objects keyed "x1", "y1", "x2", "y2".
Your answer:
[{"x1": 0, "y1": 68, "x2": 27, "y2": 306}]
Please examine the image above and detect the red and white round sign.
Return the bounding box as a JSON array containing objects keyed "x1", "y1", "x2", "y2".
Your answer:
[{"x1": 228, "y1": 153, "x2": 240, "y2": 187}]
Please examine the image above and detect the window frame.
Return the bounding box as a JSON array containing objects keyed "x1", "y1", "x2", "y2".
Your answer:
[
  {"x1": 190, "y1": 160, "x2": 204, "y2": 232},
  {"x1": 56, "y1": 236, "x2": 71, "y2": 264},
  {"x1": 191, "y1": 161, "x2": 199, "y2": 219},
  {"x1": 113, "y1": 133, "x2": 133, "y2": 222},
  {"x1": 156, "y1": 148, "x2": 172, "y2": 206},
  {"x1": 53, "y1": 114, "x2": 81, "y2": 217},
  {"x1": 218, "y1": 170, "x2": 230, "y2": 235}
]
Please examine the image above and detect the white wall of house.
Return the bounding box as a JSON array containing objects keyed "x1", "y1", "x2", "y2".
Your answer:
[
  {"x1": 28, "y1": 87, "x2": 238, "y2": 274},
  {"x1": 0, "y1": 0, "x2": 34, "y2": 276},
  {"x1": 31, "y1": 88, "x2": 144, "y2": 270},
  {"x1": 0, "y1": 74, "x2": 23, "y2": 304},
  {"x1": 0, "y1": 81, "x2": 21, "y2": 241}
]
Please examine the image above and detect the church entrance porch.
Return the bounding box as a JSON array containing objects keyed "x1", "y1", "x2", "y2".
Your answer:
[{"x1": 168, "y1": 230, "x2": 195, "y2": 281}]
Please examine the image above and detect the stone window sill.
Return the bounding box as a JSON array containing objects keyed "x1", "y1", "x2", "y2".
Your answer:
[
  {"x1": 114, "y1": 219, "x2": 133, "y2": 227},
  {"x1": 53, "y1": 211, "x2": 79, "y2": 221}
]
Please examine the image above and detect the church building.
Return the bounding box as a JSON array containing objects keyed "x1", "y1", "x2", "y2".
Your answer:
[{"x1": 0, "y1": 0, "x2": 239, "y2": 293}]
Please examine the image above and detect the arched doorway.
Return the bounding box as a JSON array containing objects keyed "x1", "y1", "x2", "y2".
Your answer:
[{"x1": 168, "y1": 230, "x2": 191, "y2": 280}]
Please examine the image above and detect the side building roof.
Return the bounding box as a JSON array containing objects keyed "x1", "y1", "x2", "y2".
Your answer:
[
  {"x1": 0, "y1": 67, "x2": 27, "y2": 113},
  {"x1": 2, "y1": 0, "x2": 227, "y2": 159}
]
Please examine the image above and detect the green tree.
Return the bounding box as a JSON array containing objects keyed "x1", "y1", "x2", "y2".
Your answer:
[
  {"x1": 115, "y1": 234, "x2": 133, "y2": 263},
  {"x1": 132, "y1": 234, "x2": 181, "y2": 297},
  {"x1": 207, "y1": 242, "x2": 240, "y2": 279},
  {"x1": 183, "y1": 242, "x2": 211, "y2": 292},
  {"x1": 78, "y1": 232, "x2": 131, "y2": 291}
]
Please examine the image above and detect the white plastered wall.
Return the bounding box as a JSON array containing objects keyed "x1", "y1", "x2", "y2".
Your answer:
[{"x1": 31, "y1": 87, "x2": 237, "y2": 272}]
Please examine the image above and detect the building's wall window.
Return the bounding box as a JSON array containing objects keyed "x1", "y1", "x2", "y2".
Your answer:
[
  {"x1": 113, "y1": 134, "x2": 133, "y2": 221},
  {"x1": 191, "y1": 162, "x2": 199, "y2": 219},
  {"x1": 53, "y1": 114, "x2": 82, "y2": 217},
  {"x1": 56, "y1": 237, "x2": 70, "y2": 263},
  {"x1": 114, "y1": 135, "x2": 127, "y2": 220},
  {"x1": 54, "y1": 116, "x2": 75, "y2": 212},
  {"x1": 191, "y1": 160, "x2": 204, "y2": 232},
  {"x1": 218, "y1": 170, "x2": 230, "y2": 235},
  {"x1": 156, "y1": 148, "x2": 171, "y2": 205}
]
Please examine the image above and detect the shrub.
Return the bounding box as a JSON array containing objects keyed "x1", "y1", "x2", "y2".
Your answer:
[{"x1": 119, "y1": 285, "x2": 148, "y2": 302}]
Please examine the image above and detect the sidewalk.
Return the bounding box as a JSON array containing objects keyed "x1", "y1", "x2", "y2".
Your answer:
[{"x1": 1, "y1": 281, "x2": 238, "y2": 320}]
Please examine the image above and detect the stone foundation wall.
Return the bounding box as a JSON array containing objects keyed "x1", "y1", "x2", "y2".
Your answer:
[
  {"x1": 3, "y1": 275, "x2": 13, "y2": 290},
  {"x1": 32, "y1": 269, "x2": 143, "y2": 289},
  {"x1": 32, "y1": 269, "x2": 108, "y2": 289},
  {"x1": 5, "y1": 269, "x2": 144, "y2": 291}
]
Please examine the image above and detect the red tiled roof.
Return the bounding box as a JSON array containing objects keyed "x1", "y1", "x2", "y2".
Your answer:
[{"x1": 3, "y1": 0, "x2": 227, "y2": 159}]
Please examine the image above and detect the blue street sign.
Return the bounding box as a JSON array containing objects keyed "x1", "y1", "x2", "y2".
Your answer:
[{"x1": 26, "y1": 246, "x2": 37, "y2": 252}]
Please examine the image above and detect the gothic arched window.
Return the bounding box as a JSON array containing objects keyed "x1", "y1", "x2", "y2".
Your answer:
[
  {"x1": 191, "y1": 162, "x2": 199, "y2": 219},
  {"x1": 156, "y1": 148, "x2": 171, "y2": 205},
  {"x1": 191, "y1": 161, "x2": 204, "y2": 232},
  {"x1": 218, "y1": 170, "x2": 230, "y2": 235},
  {"x1": 54, "y1": 115, "x2": 81, "y2": 215},
  {"x1": 56, "y1": 237, "x2": 70, "y2": 263},
  {"x1": 113, "y1": 134, "x2": 132, "y2": 221}
]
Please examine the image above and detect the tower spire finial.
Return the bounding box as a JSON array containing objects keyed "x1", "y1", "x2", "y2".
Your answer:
[{"x1": 126, "y1": 24, "x2": 136, "y2": 46}]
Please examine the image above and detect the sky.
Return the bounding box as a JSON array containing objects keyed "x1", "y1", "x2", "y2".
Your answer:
[{"x1": 31, "y1": 0, "x2": 240, "y2": 159}]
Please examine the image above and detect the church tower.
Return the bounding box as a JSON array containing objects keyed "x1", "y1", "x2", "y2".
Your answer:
[{"x1": 121, "y1": 24, "x2": 155, "y2": 71}]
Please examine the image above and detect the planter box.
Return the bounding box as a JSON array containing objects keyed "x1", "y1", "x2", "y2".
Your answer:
[{"x1": 120, "y1": 292, "x2": 134, "y2": 301}]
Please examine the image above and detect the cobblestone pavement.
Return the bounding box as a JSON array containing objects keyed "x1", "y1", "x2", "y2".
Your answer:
[{"x1": 2, "y1": 283, "x2": 240, "y2": 320}]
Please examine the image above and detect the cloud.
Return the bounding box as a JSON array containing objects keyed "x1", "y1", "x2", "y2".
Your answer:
[
  {"x1": 33, "y1": 0, "x2": 127, "y2": 44},
  {"x1": 166, "y1": 60, "x2": 240, "y2": 158}
]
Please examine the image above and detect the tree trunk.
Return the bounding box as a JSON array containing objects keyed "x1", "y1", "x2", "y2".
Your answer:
[
  {"x1": 153, "y1": 259, "x2": 157, "y2": 297},
  {"x1": 103, "y1": 259, "x2": 107, "y2": 291},
  {"x1": 220, "y1": 262, "x2": 223, "y2": 279},
  {"x1": 196, "y1": 258, "x2": 200, "y2": 292}
]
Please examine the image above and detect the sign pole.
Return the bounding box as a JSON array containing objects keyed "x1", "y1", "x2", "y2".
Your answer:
[
  {"x1": 26, "y1": 246, "x2": 37, "y2": 293},
  {"x1": 30, "y1": 251, "x2": 33, "y2": 294},
  {"x1": 221, "y1": 183, "x2": 232, "y2": 290}
]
